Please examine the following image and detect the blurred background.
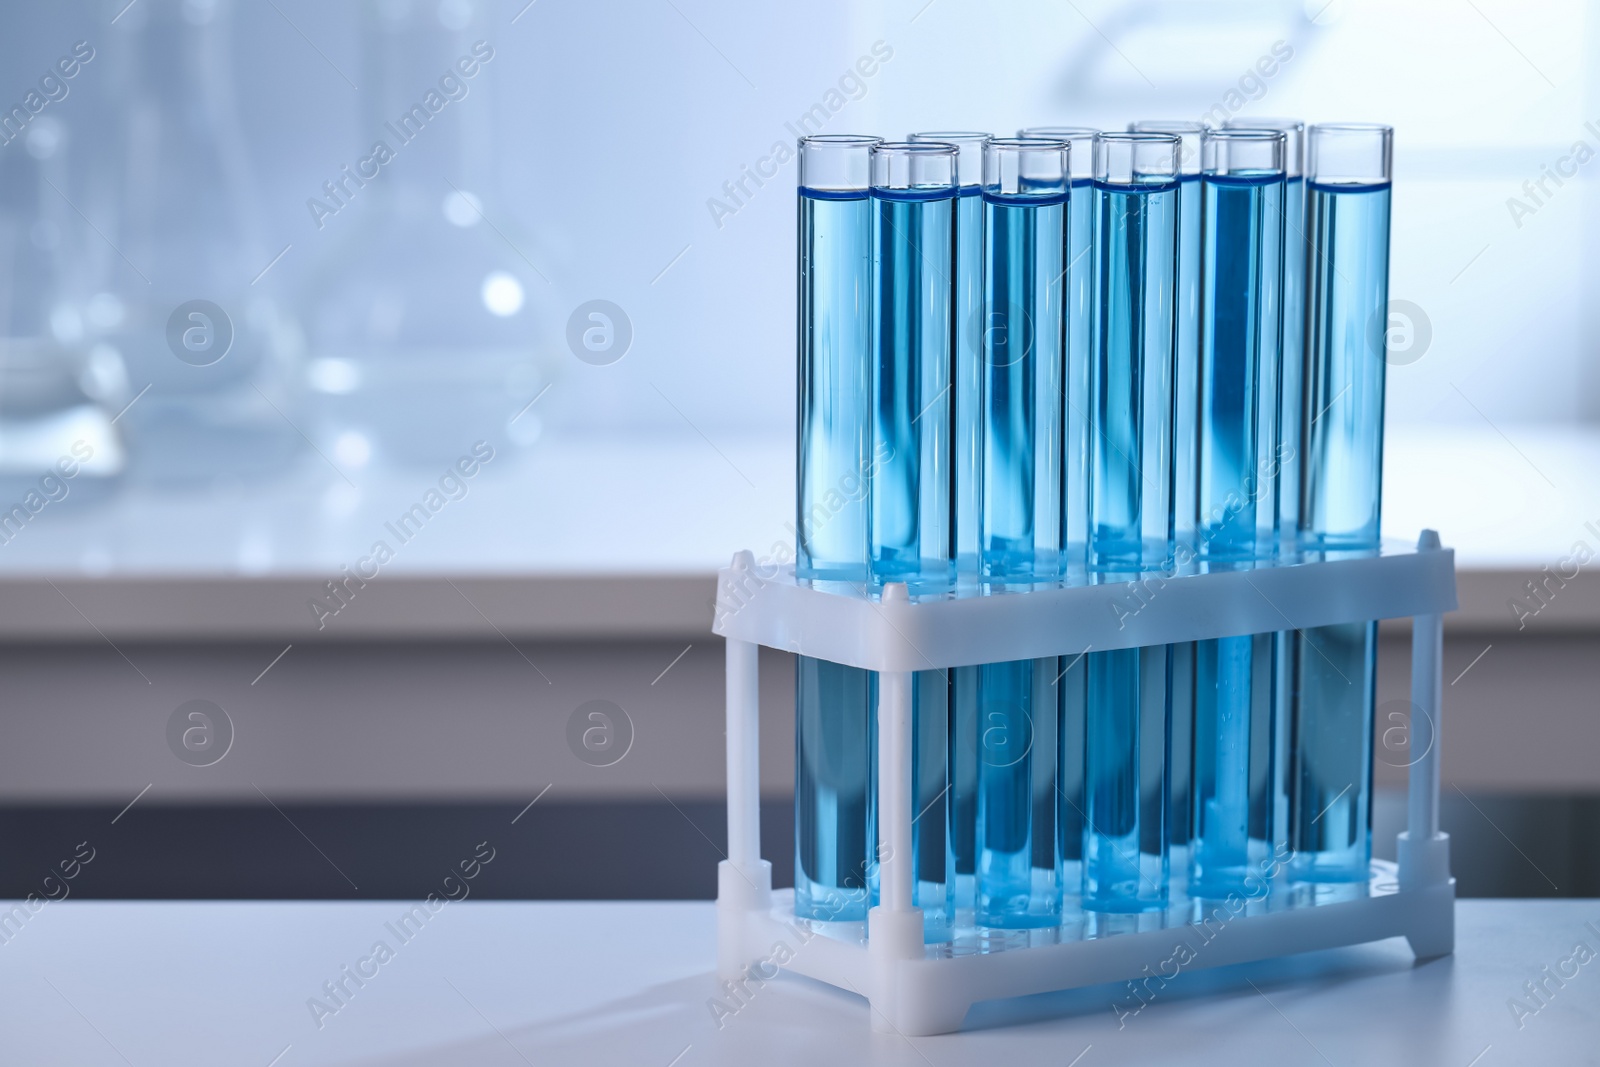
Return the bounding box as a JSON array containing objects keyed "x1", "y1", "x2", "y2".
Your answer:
[{"x1": 0, "y1": 0, "x2": 1594, "y2": 901}]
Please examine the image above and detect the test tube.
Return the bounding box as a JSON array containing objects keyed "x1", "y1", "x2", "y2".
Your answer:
[
  {"x1": 1224, "y1": 117, "x2": 1307, "y2": 868},
  {"x1": 980, "y1": 139, "x2": 1067, "y2": 585},
  {"x1": 1019, "y1": 125, "x2": 1099, "y2": 573},
  {"x1": 1128, "y1": 120, "x2": 1205, "y2": 871},
  {"x1": 1224, "y1": 117, "x2": 1308, "y2": 544},
  {"x1": 868, "y1": 142, "x2": 957, "y2": 938},
  {"x1": 975, "y1": 138, "x2": 1069, "y2": 928},
  {"x1": 1194, "y1": 128, "x2": 1283, "y2": 563},
  {"x1": 797, "y1": 135, "x2": 878, "y2": 582},
  {"x1": 909, "y1": 131, "x2": 989, "y2": 916},
  {"x1": 1084, "y1": 132, "x2": 1179, "y2": 913},
  {"x1": 868, "y1": 142, "x2": 957, "y2": 591},
  {"x1": 1290, "y1": 124, "x2": 1393, "y2": 882},
  {"x1": 794, "y1": 135, "x2": 878, "y2": 921},
  {"x1": 1128, "y1": 121, "x2": 1205, "y2": 548},
  {"x1": 909, "y1": 132, "x2": 989, "y2": 574},
  {"x1": 1019, "y1": 124, "x2": 1098, "y2": 909},
  {"x1": 1189, "y1": 129, "x2": 1286, "y2": 898}
]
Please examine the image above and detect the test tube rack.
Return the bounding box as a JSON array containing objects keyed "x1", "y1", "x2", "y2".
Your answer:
[{"x1": 712, "y1": 530, "x2": 1457, "y2": 1035}]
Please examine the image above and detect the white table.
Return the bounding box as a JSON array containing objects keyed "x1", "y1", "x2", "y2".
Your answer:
[{"x1": 2, "y1": 899, "x2": 1594, "y2": 1065}]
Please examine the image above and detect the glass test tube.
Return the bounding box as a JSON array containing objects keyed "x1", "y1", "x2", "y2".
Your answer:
[
  {"x1": 795, "y1": 135, "x2": 878, "y2": 921},
  {"x1": 910, "y1": 133, "x2": 989, "y2": 573},
  {"x1": 1128, "y1": 121, "x2": 1205, "y2": 548},
  {"x1": 1020, "y1": 126, "x2": 1099, "y2": 573},
  {"x1": 1084, "y1": 132, "x2": 1179, "y2": 912},
  {"x1": 1019, "y1": 125, "x2": 1099, "y2": 908},
  {"x1": 1189, "y1": 129, "x2": 1286, "y2": 898},
  {"x1": 869, "y1": 142, "x2": 957, "y2": 591},
  {"x1": 1128, "y1": 120, "x2": 1205, "y2": 871},
  {"x1": 1291, "y1": 124, "x2": 1393, "y2": 882},
  {"x1": 975, "y1": 138, "x2": 1068, "y2": 928},
  {"x1": 868, "y1": 142, "x2": 957, "y2": 939},
  {"x1": 909, "y1": 132, "x2": 989, "y2": 916},
  {"x1": 1302, "y1": 125, "x2": 1391, "y2": 552},
  {"x1": 1224, "y1": 117, "x2": 1308, "y2": 543},
  {"x1": 1194, "y1": 129, "x2": 1283, "y2": 563},
  {"x1": 1223, "y1": 116, "x2": 1306, "y2": 868},
  {"x1": 980, "y1": 139, "x2": 1066, "y2": 585}
]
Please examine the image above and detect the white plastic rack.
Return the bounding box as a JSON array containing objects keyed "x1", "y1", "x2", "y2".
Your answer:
[{"x1": 712, "y1": 530, "x2": 1458, "y2": 1035}]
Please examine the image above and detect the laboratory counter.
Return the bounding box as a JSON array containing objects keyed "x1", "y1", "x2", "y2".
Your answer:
[{"x1": 2, "y1": 898, "x2": 1594, "y2": 1065}]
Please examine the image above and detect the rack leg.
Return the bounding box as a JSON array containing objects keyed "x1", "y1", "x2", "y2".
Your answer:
[
  {"x1": 877, "y1": 666, "x2": 914, "y2": 913},
  {"x1": 717, "y1": 618, "x2": 771, "y2": 980},
  {"x1": 1399, "y1": 530, "x2": 1453, "y2": 958},
  {"x1": 727, "y1": 635, "x2": 761, "y2": 869},
  {"x1": 867, "y1": 584, "x2": 925, "y2": 1032}
]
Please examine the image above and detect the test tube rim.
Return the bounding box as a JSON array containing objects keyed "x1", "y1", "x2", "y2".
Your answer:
[
  {"x1": 799, "y1": 133, "x2": 884, "y2": 145},
  {"x1": 982, "y1": 137, "x2": 1071, "y2": 200},
  {"x1": 1017, "y1": 127, "x2": 1098, "y2": 180},
  {"x1": 1306, "y1": 122, "x2": 1394, "y2": 187},
  {"x1": 799, "y1": 134, "x2": 884, "y2": 193},
  {"x1": 1222, "y1": 116, "x2": 1306, "y2": 177},
  {"x1": 1127, "y1": 119, "x2": 1207, "y2": 131},
  {"x1": 908, "y1": 131, "x2": 991, "y2": 143},
  {"x1": 908, "y1": 132, "x2": 990, "y2": 188},
  {"x1": 871, "y1": 141, "x2": 960, "y2": 195},
  {"x1": 1128, "y1": 120, "x2": 1207, "y2": 175},
  {"x1": 1202, "y1": 127, "x2": 1287, "y2": 178},
  {"x1": 1093, "y1": 130, "x2": 1182, "y2": 187},
  {"x1": 1096, "y1": 131, "x2": 1184, "y2": 145},
  {"x1": 871, "y1": 141, "x2": 959, "y2": 156},
  {"x1": 1017, "y1": 125, "x2": 1099, "y2": 142},
  {"x1": 987, "y1": 135, "x2": 1071, "y2": 151},
  {"x1": 1309, "y1": 121, "x2": 1395, "y2": 134}
]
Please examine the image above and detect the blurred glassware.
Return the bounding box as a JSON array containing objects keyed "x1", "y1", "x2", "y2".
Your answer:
[
  {"x1": 91, "y1": 0, "x2": 301, "y2": 486},
  {"x1": 0, "y1": 113, "x2": 123, "y2": 505},
  {"x1": 297, "y1": 0, "x2": 549, "y2": 469}
]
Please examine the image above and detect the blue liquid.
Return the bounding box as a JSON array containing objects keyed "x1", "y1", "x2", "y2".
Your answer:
[
  {"x1": 795, "y1": 189, "x2": 873, "y2": 921},
  {"x1": 1277, "y1": 177, "x2": 1308, "y2": 538},
  {"x1": 1290, "y1": 620, "x2": 1376, "y2": 881},
  {"x1": 797, "y1": 190, "x2": 871, "y2": 580},
  {"x1": 865, "y1": 673, "x2": 952, "y2": 939},
  {"x1": 1291, "y1": 181, "x2": 1391, "y2": 882},
  {"x1": 1171, "y1": 174, "x2": 1202, "y2": 547},
  {"x1": 1088, "y1": 180, "x2": 1177, "y2": 571},
  {"x1": 1190, "y1": 171, "x2": 1287, "y2": 898},
  {"x1": 974, "y1": 189, "x2": 1066, "y2": 926},
  {"x1": 948, "y1": 665, "x2": 978, "y2": 909},
  {"x1": 870, "y1": 187, "x2": 955, "y2": 588},
  {"x1": 867, "y1": 186, "x2": 955, "y2": 937},
  {"x1": 912, "y1": 672, "x2": 952, "y2": 937},
  {"x1": 1167, "y1": 640, "x2": 1194, "y2": 860},
  {"x1": 1301, "y1": 182, "x2": 1390, "y2": 550},
  {"x1": 1056, "y1": 180, "x2": 1094, "y2": 909},
  {"x1": 947, "y1": 189, "x2": 983, "y2": 915},
  {"x1": 1167, "y1": 175, "x2": 1201, "y2": 865},
  {"x1": 1196, "y1": 172, "x2": 1284, "y2": 561},
  {"x1": 980, "y1": 191, "x2": 1065, "y2": 581},
  {"x1": 1057, "y1": 645, "x2": 1087, "y2": 899},
  {"x1": 794, "y1": 656, "x2": 872, "y2": 920},
  {"x1": 953, "y1": 188, "x2": 984, "y2": 571},
  {"x1": 1062, "y1": 180, "x2": 1095, "y2": 567},
  {"x1": 1085, "y1": 179, "x2": 1177, "y2": 912},
  {"x1": 976, "y1": 657, "x2": 1060, "y2": 926},
  {"x1": 1191, "y1": 630, "x2": 1281, "y2": 896},
  {"x1": 1270, "y1": 176, "x2": 1308, "y2": 887},
  {"x1": 1083, "y1": 645, "x2": 1170, "y2": 911}
]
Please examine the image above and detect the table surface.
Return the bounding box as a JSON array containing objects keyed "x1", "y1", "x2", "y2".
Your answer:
[{"x1": 2, "y1": 899, "x2": 1596, "y2": 1066}]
